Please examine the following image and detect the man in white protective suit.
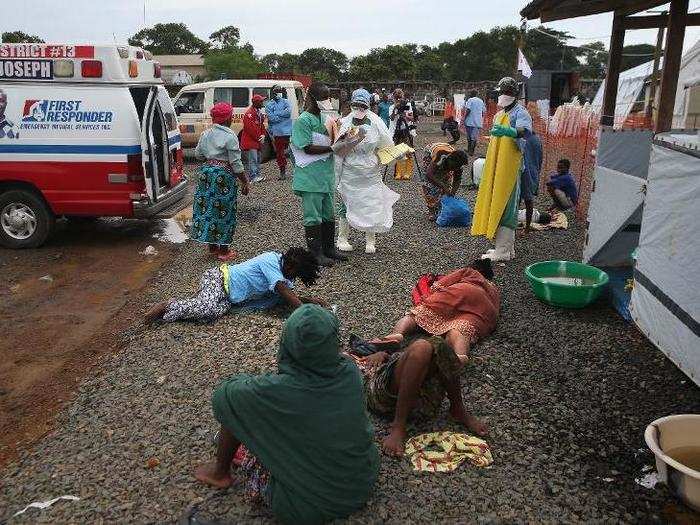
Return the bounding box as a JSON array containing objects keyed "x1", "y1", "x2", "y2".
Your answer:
[{"x1": 334, "y1": 89, "x2": 400, "y2": 254}]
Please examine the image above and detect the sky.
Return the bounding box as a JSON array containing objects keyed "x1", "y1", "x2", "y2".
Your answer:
[{"x1": 3, "y1": 0, "x2": 700, "y2": 58}]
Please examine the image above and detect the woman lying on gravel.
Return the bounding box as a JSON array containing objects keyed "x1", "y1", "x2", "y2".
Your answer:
[
  {"x1": 144, "y1": 247, "x2": 326, "y2": 324},
  {"x1": 195, "y1": 304, "x2": 379, "y2": 524},
  {"x1": 350, "y1": 258, "x2": 499, "y2": 455},
  {"x1": 373, "y1": 258, "x2": 500, "y2": 365}
]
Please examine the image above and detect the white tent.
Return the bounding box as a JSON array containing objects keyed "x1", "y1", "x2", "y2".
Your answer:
[
  {"x1": 583, "y1": 128, "x2": 653, "y2": 267},
  {"x1": 592, "y1": 60, "x2": 655, "y2": 125},
  {"x1": 591, "y1": 39, "x2": 700, "y2": 127},
  {"x1": 630, "y1": 131, "x2": 700, "y2": 386},
  {"x1": 673, "y1": 39, "x2": 700, "y2": 128}
]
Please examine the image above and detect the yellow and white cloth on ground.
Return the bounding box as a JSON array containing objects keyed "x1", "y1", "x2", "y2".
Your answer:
[
  {"x1": 529, "y1": 211, "x2": 568, "y2": 231},
  {"x1": 471, "y1": 111, "x2": 522, "y2": 240},
  {"x1": 377, "y1": 143, "x2": 414, "y2": 165},
  {"x1": 404, "y1": 431, "x2": 493, "y2": 472}
]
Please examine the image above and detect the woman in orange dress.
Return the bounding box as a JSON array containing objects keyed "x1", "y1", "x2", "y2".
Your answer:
[{"x1": 373, "y1": 259, "x2": 500, "y2": 364}]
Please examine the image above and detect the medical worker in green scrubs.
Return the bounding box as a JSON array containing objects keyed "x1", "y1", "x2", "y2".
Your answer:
[{"x1": 290, "y1": 82, "x2": 347, "y2": 267}]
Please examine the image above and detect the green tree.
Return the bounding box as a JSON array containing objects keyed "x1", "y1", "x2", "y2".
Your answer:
[
  {"x1": 621, "y1": 43, "x2": 656, "y2": 70},
  {"x1": 524, "y1": 26, "x2": 579, "y2": 70},
  {"x1": 297, "y1": 47, "x2": 348, "y2": 81},
  {"x1": 204, "y1": 48, "x2": 262, "y2": 79},
  {"x1": 209, "y1": 26, "x2": 240, "y2": 50},
  {"x1": 262, "y1": 52, "x2": 300, "y2": 73},
  {"x1": 348, "y1": 45, "x2": 417, "y2": 81},
  {"x1": 415, "y1": 46, "x2": 447, "y2": 82},
  {"x1": 2, "y1": 31, "x2": 44, "y2": 43},
  {"x1": 128, "y1": 23, "x2": 209, "y2": 55},
  {"x1": 439, "y1": 26, "x2": 519, "y2": 81},
  {"x1": 578, "y1": 41, "x2": 608, "y2": 78}
]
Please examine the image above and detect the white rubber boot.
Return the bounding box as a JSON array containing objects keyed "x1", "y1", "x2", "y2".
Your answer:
[
  {"x1": 336, "y1": 217, "x2": 354, "y2": 252},
  {"x1": 365, "y1": 231, "x2": 377, "y2": 254},
  {"x1": 481, "y1": 227, "x2": 515, "y2": 261}
]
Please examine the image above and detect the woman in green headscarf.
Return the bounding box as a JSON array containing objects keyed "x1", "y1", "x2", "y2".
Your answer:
[{"x1": 195, "y1": 304, "x2": 379, "y2": 525}]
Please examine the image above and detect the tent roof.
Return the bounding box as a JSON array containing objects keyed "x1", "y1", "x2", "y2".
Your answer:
[{"x1": 521, "y1": 0, "x2": 668, "y2": 22}]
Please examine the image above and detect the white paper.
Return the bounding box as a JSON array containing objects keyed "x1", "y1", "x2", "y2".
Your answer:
[
  {"x1": 292, "y1": 132, "x2": 332, "y2": 168},
  {"x1": 13, "y1": 495, "x2": 80, "y2": 517}
]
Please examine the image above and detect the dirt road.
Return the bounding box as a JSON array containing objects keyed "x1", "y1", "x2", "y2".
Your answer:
[{"x1": 0, "y1": 217, "x2": 182, "y2": 466}]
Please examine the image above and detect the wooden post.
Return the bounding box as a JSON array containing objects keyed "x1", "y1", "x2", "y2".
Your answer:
[
  {"x1": 601, "y1": 12, "x2": 626, "y2": 126},
  {"x1": 656, "y1": 0, "x2": 688, "y2": 132},
  {"x1": 646, "y1": 11, "x2": 666, "y2": 122}
]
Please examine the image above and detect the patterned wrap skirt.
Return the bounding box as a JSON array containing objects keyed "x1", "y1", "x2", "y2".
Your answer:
[{"x1": 191, "y1": 161, "x2": 238, "y2": 245}]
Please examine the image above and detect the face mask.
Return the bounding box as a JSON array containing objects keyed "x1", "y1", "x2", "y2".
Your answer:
[
  {"x1": 497, "y1": 95, "x2": 516, "y2": 108},
  {"x1": 274, "y1": 92, "x2": 283, "y2": 100},
  {"x1": 351, "y1": 108, "x2": 368, "y2": 119},
  {"x1": 315, "y1": 98, "x2": 333, "y2": 111}
]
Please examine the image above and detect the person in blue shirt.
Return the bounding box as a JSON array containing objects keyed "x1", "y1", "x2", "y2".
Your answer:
[
  {"x1": 463, "y1": 90, "x2": 486, "y2": 156},
  {"x1": 520, "y1": 130, "x2": 543, "y2": 232},
  {"x1": 377, "y1": 93, "x2": 391, "y2": 129},
  {"x1": 265, "y1": 85, "x2": 294, "y2": 180},
  {"x1": 144, "y1": 247, "x2": 327, "y2": 324},
  {"x1": 546, "y1": 158, "x2": 579, "y2": 211}
]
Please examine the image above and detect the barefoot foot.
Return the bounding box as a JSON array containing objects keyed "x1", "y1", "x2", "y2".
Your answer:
[
  {"x1": 194, "y1": 461, "x2": 233, "y2": 489},
  {"x1": 382, "y1": 425, "x2": 408, "y2": 457},
  {"x1": 450, "y1": 406, "x2": 488, "y2": 437},
  {"x1": 144, "y1": 300, "x2": 169, "y2": 324}
]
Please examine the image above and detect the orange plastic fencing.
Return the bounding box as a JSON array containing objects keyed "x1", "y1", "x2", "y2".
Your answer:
[{"x1": 479, "y1": 102, "x2": 653, "y2": 219}]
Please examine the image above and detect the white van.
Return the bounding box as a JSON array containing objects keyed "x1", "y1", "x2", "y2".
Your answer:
[
  {"x1": 173, "y1": 79, "x2": 305, "y2": 150},
  {"x1": 0, "y1": 43, "x2": 188, "y2": 248}
]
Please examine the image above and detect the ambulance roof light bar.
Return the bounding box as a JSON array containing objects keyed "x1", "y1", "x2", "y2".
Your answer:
[
  {"x1": 53, "y1": 59, "x2": 74, "y2": 78},
  {"x1": 81, "y1": 60, "x2": 103, "y2": 78}
]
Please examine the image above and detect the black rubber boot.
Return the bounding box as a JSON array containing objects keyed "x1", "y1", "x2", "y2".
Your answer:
[
  {"x1": 305, "y1": 225, "x2": 334, "y2": 267},
  {"x1": 321, "y1": 221, "x2": 348, "y2": 262}
]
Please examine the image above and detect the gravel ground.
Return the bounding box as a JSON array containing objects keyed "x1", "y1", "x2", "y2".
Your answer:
[{"x1": 1, "y1": 120, "x2": 699, "y2": 524}]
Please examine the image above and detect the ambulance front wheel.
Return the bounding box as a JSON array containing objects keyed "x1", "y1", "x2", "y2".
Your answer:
[{"x1": 0, "y1": 189, "x2": 55, "y2": 249}]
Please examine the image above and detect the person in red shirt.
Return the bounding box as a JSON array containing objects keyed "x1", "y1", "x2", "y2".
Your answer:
[{"x1": 241, "y1": 94, "x2": 267, "y2": 182}]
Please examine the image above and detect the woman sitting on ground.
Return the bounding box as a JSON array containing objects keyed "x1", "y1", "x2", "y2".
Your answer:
[
  {"x1": 372, "y1": 258, "x2": 500, "y2": 365},
  {"x1": 144, "y1": 247, "x2": 325, "y2": 324},
  {"x1": 195, "y1": 305, "x2": 379, "y2": 524}
]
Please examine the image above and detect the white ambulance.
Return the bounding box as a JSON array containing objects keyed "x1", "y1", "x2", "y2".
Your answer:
[{"x1": 0, "y1": 43, "x2": 188, "y2": 248}]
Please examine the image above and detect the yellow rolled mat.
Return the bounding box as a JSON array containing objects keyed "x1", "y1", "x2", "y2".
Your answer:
[{"x1": 471, "y1": 112, "x2": 522, "y2": 240}]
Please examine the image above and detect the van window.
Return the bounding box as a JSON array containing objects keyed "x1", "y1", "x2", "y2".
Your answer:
[
  {"x1": 175, "y1": 92, "x2": 204, "y2": 114},
  {"x1": 214, "y1": 87, "x2": 249, "y2": 108},
  {"x1": 295, "y1": 88, "x2": 305, "y2": 108},
  {"x1": 253, "y1": 87, "x2": 272, "y2": 100}
]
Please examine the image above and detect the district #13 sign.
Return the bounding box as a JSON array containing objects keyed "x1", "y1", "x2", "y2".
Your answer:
[{"x1": 0, "y1": 44, "x2": 95, "y2": 80}]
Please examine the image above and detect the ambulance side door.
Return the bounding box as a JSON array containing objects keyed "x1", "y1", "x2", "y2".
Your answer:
[{"x1": 140, "y1": 87, "x2": 159, "y2": 201}]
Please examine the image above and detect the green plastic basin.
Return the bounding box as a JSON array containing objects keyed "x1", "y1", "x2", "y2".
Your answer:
[{"x1": 524, "y1": 260, "x2": 609, "y2": 308}]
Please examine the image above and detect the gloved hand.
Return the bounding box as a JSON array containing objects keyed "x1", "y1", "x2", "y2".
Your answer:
[{"x1": 490, "y1": 124, "x2": 518, "y2": 138}]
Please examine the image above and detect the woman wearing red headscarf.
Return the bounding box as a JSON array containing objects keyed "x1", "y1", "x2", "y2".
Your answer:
[{"x1": 192, "y1": 102, "x2": 250, "y2": 261}]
